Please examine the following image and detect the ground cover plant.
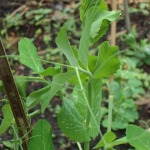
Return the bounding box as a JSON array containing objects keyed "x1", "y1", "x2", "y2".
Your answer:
[{"x1": 0, "y1": 0, "x2": 150, "y2": 150}]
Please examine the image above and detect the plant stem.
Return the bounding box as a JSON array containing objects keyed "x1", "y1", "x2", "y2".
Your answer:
[
  {"x1": 78, "y1": 67, "x2": 92, "y2": 77},
  {"x1": 77, "y1": 142, "x2": 83, "y2": 150},
  {"x1": 27, "y1": 109, "x2": 40, "y2": 118},
  {"x1": 84, "y1": 141, "x2": 90, "y2": 150},
  {"x1": 107, "y1": 95, "x2": 113, "y2": 132},
  {"x1": 13, "y1": 124, "x2": 19, "y2": 150},
  {"x1": 75, "y1": 67, "x2": 106, "y2": 146}
]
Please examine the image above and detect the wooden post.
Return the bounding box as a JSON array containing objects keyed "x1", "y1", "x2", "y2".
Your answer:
[
  {"x1": 124, "y1": 0, "x2": 131, "y2": 32},
  {"x1": 0, "y1": 39, "x2": 30, "y2": 150},
  {"x1": 110, "y1": 0, "x2": 117, "y2": 45}
]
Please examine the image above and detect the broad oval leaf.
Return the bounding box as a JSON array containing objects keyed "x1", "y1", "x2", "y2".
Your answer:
[
  {"x1": 19, "y1": 38, "x2": 44, "y2": 73},
  {"x1": 28, "y1": 119, "x2": 54, "y2": 150},
  {"x1": 58, "y1": 79, "x2": 102, "y2": 142}
]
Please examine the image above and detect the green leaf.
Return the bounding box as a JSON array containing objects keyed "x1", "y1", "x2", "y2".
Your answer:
[
  {"x1": 128, "y1": 78, "x2": 142, "y2": 87},
  {"x1": 26, "y1": 85, "x2": 51, "y2": 109},
  {"x1": 39, "y1": 67, "x2": 60, "y2": 77},
  {"x1": 15, "y1": 76, "x2": 28, "y2": 98},
  {"x1": 88, "y1": 54, "x2": 97, "y2": 73},
  {"x1": 90, "y1": 20, "x2": 110, "y2": 46},
  {"x1": 78, "y1": 1, "x2": 120, "y2": 67},
  {"x1": 80, "y1": 0, "x2": 120, "y2": 46},
  {"x1": 0, "y1": 104, "x2": 13, "y2": 134},
  {"x1": 126, "y1": 125, "x2": 150, "y2": 150},
  {"x1": 0, "y1": 80, "x2": 3, "y2": 87},
  {"x1": 58, "y1": 79, "x2": 102, "y2": 142},
  {"x1": 94, "y1": 131, "x2": 116, "y2": 149},
  {"x1": 109, "y1": 81, "x2": 122, "y2": 100},
  {"x1": 110, "y1": 137, "x2": 127, "y2": 148},
  {"x1": 19, "y1": 38, "x2": 44, "y2": 73},
  {"x1": 90, "y1": 10, "x2": 120, "y2": 45},
  {"x1": 80, "y1": 0, "x2": 108, "y2": 22},
  {"x1": 2, "y1": 141, "x2": 14, "y2": 149},
  {"x1": 78, "y1": 7, "x2": 96, "y2": 69},
  {"x1": 28, "y1": 119, "x2": 54, "y2": 150},
  {"x1": 55, "y1": 27, "x2": 78, "y2": 67},
  {"x1": 115, "y1": 70, "x2": 137, "y2": 79},
  {"x1": 41, "y1": 71, "x2": 75, "y2": 112},
  {"x1": 132, "y1": 87, "x2": 145, "y2": 95},
  {"x1": 93, "y1": 41, "x2": 120, "y2": 79}
]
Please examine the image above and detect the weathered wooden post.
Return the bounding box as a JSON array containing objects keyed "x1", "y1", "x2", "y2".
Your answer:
[{"x1": 0, "y1": 39, "x2": 30, "y2": 150}]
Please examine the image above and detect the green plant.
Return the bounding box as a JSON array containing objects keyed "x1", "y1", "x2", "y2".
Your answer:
[
  {"x1": 0, "y1": 1, "x2": 150, "y2": 150},
  {"x1": 121, "y1": 27, "x2": 150, "y2": 67},
  {"x1": 102, "y1": 80, "x2": 139, "y2": 130},
  {"x1": 129, "y1": 2, "x2": 150, "y2": 16}
]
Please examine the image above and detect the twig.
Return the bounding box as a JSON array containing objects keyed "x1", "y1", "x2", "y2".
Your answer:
[{"x1": 7, "y1": 5, "x2": 28, "y2": 19}]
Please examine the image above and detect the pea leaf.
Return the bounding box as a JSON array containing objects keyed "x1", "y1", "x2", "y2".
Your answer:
[
  {"x1": 93, "y1": 41, "x2": 120, "y2": 79},
  {"x1": 80, "y1": 0, "x2": 120, "y2": 46},
  {"x1": 41, "y1": 71, "x2": 75, "y2": 112},
  {"x1": 19, "y1": 38, "x2": 44, "y2": 73},
  {"x1": 94, "y1": 131, "x2": 116, "y2": 149},
  {"x1": 56, "y1": 27, "x2": 78, "y2": 67},
  {"x1": 15, "y1": 76, "x2": 28, "y2": 98},
  {"x1": 39, "y1": 67, "x2": 60, "y2": 77},
  {"x1": 0, "y1": 104, "x2": 13, "y2": 134},
  {"x1": 78, "y1": 7, "x2": 96, "y2": 69},
  {"x1": 26, "y1": 85, "x2": 51, "y2": 109},
  {"x1": 80, "y1": 0, "x2": 108, "y2": 22},
  {"x1": 58, "y1": 79, "x2": 102, "y2": 142},
  {"x1": 128, "y1": 78, "x2": 142, "y2": 87},
  {"x1": 90, "y1": 10, "x2": 120, "y2": 45},
  {"x1": 126, "y1": 125, "x2": 150, "y2": 150},
  {"x1": 28, "y1": 119, "x2": 54, "y2": 150}
]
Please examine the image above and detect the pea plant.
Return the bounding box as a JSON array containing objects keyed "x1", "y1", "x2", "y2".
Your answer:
[{"x1": 1, "y1": 0, "x2": 150, "y2": 150}]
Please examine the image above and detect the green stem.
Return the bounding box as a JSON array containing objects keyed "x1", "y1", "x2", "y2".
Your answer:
[
  {"x1": 77, "y1": 142, "x2": 83, "y2": 150},
  {"x1": 12, "y1": 124, "x2": 19, "y2": 150},
  {"x1": 84, "y1": 141, "x2": 90, "y2": 150},
  {"x1": 27, "y1": 76, "x2": 49, "y2": 85},
  {"x1": 78, "y1": 67, "x2": 92, "y2": 77},
  {"x1": 75, "y1": 67, "x2": 106, "y2": 146},
  {"x1": 27, "y1": 109, "x2": 40, "y2": 118},
  {"x1": 107, "y1": 95, "x2": 113, "y2": 132}
]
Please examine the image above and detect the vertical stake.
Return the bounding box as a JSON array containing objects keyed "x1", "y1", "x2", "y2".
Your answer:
[
  {"x1": 124, "y1": 0, "x2": 131, "y2": 32},
  {"x1": 110, "y1": 0, "x2": 117, "y2": 45},
  {"x1": 0, "y1": 39, "x2": 30, "y2": 150}
]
